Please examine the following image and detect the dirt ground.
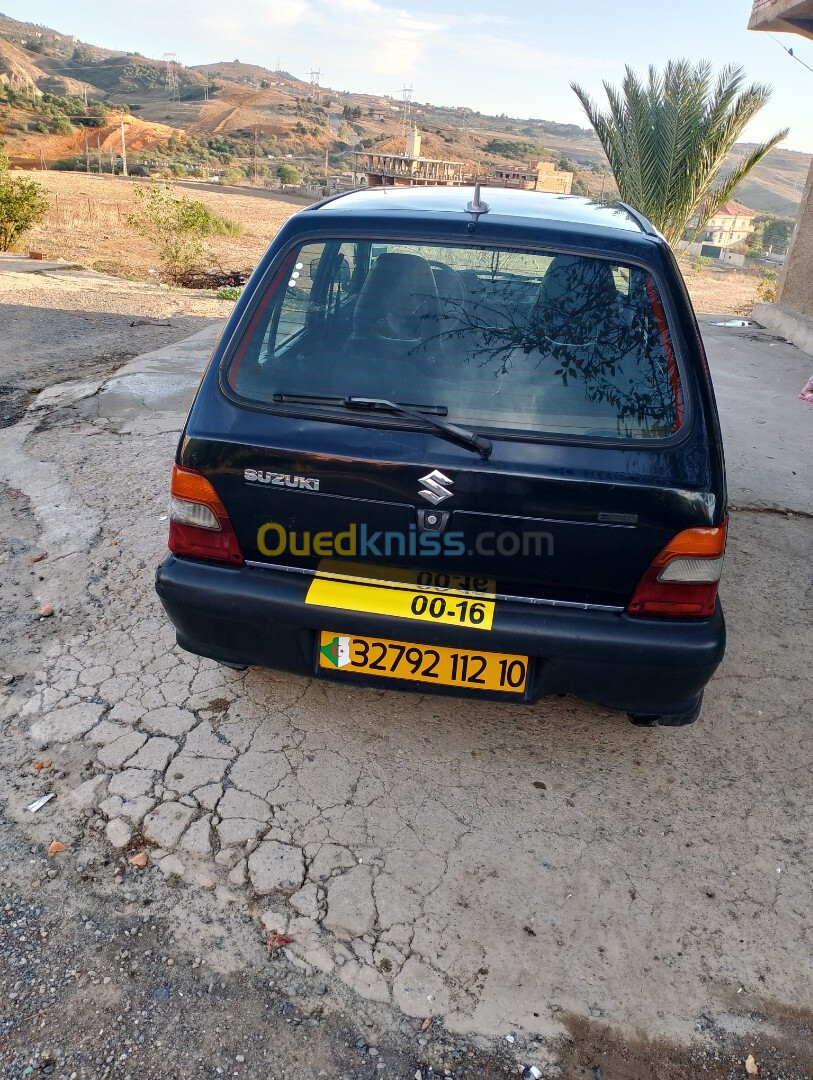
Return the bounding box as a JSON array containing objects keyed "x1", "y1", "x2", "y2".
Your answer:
[
  {"x1": 19, "y1": 171, "x2": 763, "y2": 315},
  {"x1": 0, "y1": 266, "x2": 231, "y2": 428},
  {"x1": 681, "y1": 266, "x2": 764, "y2": 318},
  {"x1": 1, "y1": 274, "x2": 813, "y2": 1077}
]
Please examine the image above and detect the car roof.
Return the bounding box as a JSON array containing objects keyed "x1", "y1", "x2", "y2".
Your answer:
[{"x1": 305, "y1": 185, "x2": 650, "y2": 236}]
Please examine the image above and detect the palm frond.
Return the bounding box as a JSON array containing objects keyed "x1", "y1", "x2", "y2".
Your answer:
[{"x1": 572, "y1": 60, "x2": 788, "y2": 249}]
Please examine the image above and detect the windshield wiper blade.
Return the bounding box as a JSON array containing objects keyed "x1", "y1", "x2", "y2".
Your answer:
[
  {"x1": 271, "y1": 392, "x2": 491, "y2": 457},
  {"x1": 272, "y1": 392, "x2": 448, "y2": 416},
  {"x1": 344, "y1": 397, "x2": 492, "y2": 458}
]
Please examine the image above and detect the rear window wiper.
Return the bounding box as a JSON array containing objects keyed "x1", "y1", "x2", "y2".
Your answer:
[
  {"x1": 272, "y1": 393, "x2": 493, "y2": 458},
  {"x1": 272, "y1": 392, "x2": 447, "y2": 415}
]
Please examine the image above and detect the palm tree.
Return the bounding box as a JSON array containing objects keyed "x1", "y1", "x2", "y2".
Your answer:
[{"x1": 572, "y1": 61, "x2": 788, "y2": 249}]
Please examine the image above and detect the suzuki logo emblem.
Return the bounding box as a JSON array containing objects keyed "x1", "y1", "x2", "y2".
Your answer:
[{"x1": 418, "y1": 469, "x2": 453, "y2": 505}]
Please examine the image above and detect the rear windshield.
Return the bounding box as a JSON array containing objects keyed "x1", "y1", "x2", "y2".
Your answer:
[{"x1": 226, "y1": 239, "x2": 683, "y2": 440}]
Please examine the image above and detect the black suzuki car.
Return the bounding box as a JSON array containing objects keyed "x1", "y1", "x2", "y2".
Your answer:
[{"x1": 156, "y1": 186, "x2": 727, "y2": 725}]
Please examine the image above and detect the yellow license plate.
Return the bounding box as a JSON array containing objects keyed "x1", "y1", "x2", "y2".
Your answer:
[
  {"x1": 314, "y1": 560, "x2": 496, "y2": 596},
  {"x1": 306, "y1": 577, "x2": 494, "y2": 629},
  {"x1": 318, "y1": 632, "x2": 529, "y2": 694}
]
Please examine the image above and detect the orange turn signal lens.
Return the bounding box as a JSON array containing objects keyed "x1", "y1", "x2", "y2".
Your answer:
[
  {"x1": 651, "y1": 522, "x2": 727, "y2": 565},
  {"x1": 170, "y1": 465, "x2": 228, "y2": 518}
]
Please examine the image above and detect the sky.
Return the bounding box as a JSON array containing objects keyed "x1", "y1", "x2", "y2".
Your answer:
[{"x1": 6, "y1": 0, "x2": 813, "y2": 153}]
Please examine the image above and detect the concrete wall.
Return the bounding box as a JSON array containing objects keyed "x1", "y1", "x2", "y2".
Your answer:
[
  {"x1": 778, "y1": 157, "x2": 813, "y2": 317},
  {"x1": 749, "y1": 0, "x2": 813, "y2": 36},
  {"x1": 753, "y1": 301, "x2": 813, "y2": 355}
]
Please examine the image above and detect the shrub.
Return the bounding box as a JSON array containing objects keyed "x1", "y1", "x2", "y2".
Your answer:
[
  {"x1": 276, "y1": 164, "x2": 301, "y2": 185},
  {"x1": 52, "y1": 157, "x2": 85, "y2": 171},
  {"x1": 216, "y1": 285, "x2": 243, "y2": 301},
  {"x1": 689, "y1": 254, "x2": 714, "y2": 275},
  {"x1": 756, "y1": 269, "x2": 778, "y2": 303},
  {"x1": 128, "y1": 183, "x2": 241, "y2": 283},
  {"x1": 219, "y1": 167, "x2": 244, "y2": 187},
  {"x1": 0, "y1": 154, "x2": 50, "y2": 251},
  {"x1": 194, "y1": 204, "x2": 242, "y2": 236}
]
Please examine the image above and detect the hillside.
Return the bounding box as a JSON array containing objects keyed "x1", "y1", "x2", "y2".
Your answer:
[{"x1": 0, "y1": 10, "x2": 809, "y2": 214}]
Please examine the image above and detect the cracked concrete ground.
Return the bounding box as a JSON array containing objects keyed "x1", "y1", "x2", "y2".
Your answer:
[{"x1": 1, "y1": 311, "x2": 813, "y2": 1075}]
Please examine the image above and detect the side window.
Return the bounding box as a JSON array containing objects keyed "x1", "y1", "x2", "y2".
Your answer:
[
  {"x1": 273, "y1": 243, "x2": 323, "y2": 350},
  {"x1": 268, "y1": 242, "x2": 361, "y2": 357}
]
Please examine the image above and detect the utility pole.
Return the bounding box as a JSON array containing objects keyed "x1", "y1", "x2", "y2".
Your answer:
[
  {"x1": 85, "y1": 139, "x2": 90, "y2": 174},
  {"x1": 163, "y1": 53, "x2": 180, "y2": 101},
  {"x1": 97, "y1": 135, "x2": 102, "y2": 174},
  {"x1": 399, "y1": 84, "x2": 413, "y2": 142},
  {"x1": 120, "y1": 120, "x2": 128, "y2": 176}
]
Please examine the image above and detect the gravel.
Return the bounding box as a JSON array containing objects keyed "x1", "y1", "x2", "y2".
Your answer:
[{"x1": 0, "y1": 830, "x2": 517, "y2": 1080}]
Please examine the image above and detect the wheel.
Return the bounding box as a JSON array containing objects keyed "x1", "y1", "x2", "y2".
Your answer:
[
  {"x1": 218, "y1": 661, "x2": 247, "y2": 671},
  {"x1": 628, "y1": 691, "x2": 703, "y2": 727}
]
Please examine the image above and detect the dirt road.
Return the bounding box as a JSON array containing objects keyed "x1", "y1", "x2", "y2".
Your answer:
[{"x1": 1, "y1": 292, "x2": 812, "y2": 1077}]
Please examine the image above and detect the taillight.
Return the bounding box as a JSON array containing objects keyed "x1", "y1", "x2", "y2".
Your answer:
[
  {"x1": 627, "y1": 522, "x2": 726, "y2": 617},
  {"x1": 168, "y1": 465, "x2": 243, "y2": 565}
]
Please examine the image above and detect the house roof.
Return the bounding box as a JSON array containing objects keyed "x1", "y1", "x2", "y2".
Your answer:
[{"x1": 715, "y1": 200, "x2": 756, "y2": 218}]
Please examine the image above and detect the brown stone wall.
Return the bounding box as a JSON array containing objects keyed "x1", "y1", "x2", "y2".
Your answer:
[{"x1": 779, "y1": 158, "x2": 813, "y2": 316}]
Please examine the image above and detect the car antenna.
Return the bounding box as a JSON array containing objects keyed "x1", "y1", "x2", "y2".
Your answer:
[{"x1": 466, "y1": 181, "x2": 489, "y2": 219}]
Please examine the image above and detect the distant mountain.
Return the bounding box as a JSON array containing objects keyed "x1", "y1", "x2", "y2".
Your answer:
[{"x1": 191, "y1": 60, "x2": 301, "y2": 85}]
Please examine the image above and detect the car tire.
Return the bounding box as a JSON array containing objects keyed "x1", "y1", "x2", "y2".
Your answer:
[
  {"x1": 218, "y1": 661, "x2": 248, "y2": 671},
  {"x1": 627, "y1": 692, "x2": 703, "y2": 727}
]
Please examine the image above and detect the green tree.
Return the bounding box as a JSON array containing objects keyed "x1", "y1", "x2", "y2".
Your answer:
[
  {"x1": 572, "y1": 61, "x2": 788, "y2": 248},
  {"x1": 483, "y1": 139, "x2": 541, "y2": 161},
  {"x1": 276, "y1": 164, "x2": 301, "y2": 185},
  {"x1": 760, "y1": 215, "x2": 795, "y2": 253},
  {"x1": 0, "y1": 153, "x2": 50, "y2": 251}
]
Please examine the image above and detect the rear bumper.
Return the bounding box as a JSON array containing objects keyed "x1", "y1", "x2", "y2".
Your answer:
[{"x1": 155, "y1": 555, "x2": 726, "y2": 715}]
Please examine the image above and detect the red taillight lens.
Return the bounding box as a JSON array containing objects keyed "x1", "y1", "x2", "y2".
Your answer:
[
  {"x1": 627, "y1": 522, "x2": 727, "y2": 618},
  {"x1": 168, "y1": 465, "x2": 243, "y2": 565}
]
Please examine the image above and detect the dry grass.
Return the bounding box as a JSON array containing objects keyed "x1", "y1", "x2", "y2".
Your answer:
[
  {"x1": 23, "y1": 171, "x2": 299, "y2": 281},
  {"x1": 681, "y1": 265, "x2": 760, "y2": 316},
  {"x1": 19, "y1": 171, "x2": 761, "y2": 314}
]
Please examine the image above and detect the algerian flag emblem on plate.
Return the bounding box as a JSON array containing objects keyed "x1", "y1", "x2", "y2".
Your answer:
[{"x1": 320, "y1": 634, "x2": 350, "y2": 668}]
